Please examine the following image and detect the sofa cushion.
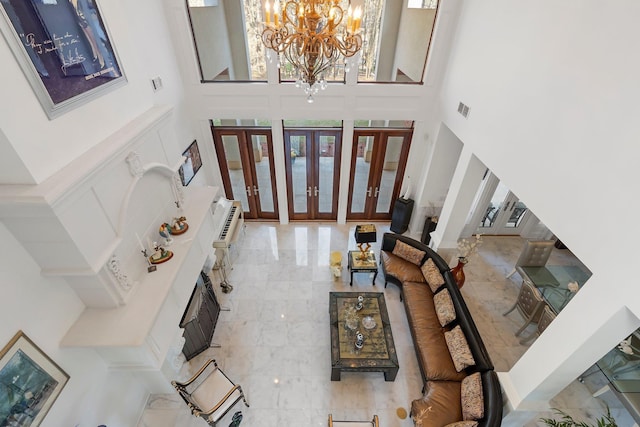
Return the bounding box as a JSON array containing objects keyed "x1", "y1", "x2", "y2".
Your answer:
[
  {"x1": 444, "y1": 422, "x2": 478, "y2": 427},
  {"x1": 403, "y1": 282, "x2": 441, "y2": 329},
  {"x1": 421, "y1": 258, "x2": 446, "y2": 292},
  {"x1": 381, "y1": 251, "x2": 426, "y2": 283},
  {"x1": 461, "y1": 373, "x2": 484, "y2": 421},
  {"x1": 444, "y1": 326, "x2": 476, "y2": 372},
  {"x1": 434, "y1": 289, "x2": 456, "y2": 327},
  {"x1": 414, "y1": 326, "x2": 466, "y2": 381},
  {"x1": 411, "y1": 380, "x2": 462, "y2": 427},
  {"x1": 392, "y1": 240, "x2": 426, "y2": 265}
]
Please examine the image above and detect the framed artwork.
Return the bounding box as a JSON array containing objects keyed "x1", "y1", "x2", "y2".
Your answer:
[
  {"x1": 0, "y1": 0, "x2": 126, "y2": 119},
  {"x1": 179, "y1": 140, "x2": 202, "y2": 186},
  {"x1": 0, "y1": 331, "x2": 69, "y2": 426}
]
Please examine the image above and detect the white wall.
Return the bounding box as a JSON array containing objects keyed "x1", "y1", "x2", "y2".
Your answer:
[
  {"x1": 0, "y1": 0, "x2": 192, "y2": 185},
  {"x1": 438, "y1": 0, "x2": 640, "y2": 408},
  {"x1": 394, "y1": 7, "x2": 435, "y2": 82},
  {"x1": 0, "y1": 222, "x2": 148, "y2": 427},
  {"x1": 190, "y1": 4, "x2": 233, "y2": 80},
  {"x1": 0, "y1": 0, "x2": 195, "y2": 424}
]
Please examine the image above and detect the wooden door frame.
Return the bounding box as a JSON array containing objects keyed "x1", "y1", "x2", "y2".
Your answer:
[
  {"x1": 347, "y1": 129, "x2": 414, "y2": 220},
  {"x1": 212, "y1": 127, "x2": 279, "y2": 220},
  {"x1": 245, "y1": 129, "x2": 279, "y2": 220},
  {"x1": 314, "y1": 129, "x2": 342, "y2": 220},
  {"x1": 283, "y1": 128, "x2": 342, "y2": 220}
]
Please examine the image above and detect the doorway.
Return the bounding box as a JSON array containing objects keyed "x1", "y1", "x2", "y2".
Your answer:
[
  {"x1": 470, "y1": 173, "x2": 531, "y2": 235},
  {"x1": 212, "y1": 128, "x2": 279, "y2": 220},
  {"x1": 346, "y1": 129, "x2": 413, "y2": 220},
  {"x1": 283, "y1": 129, "x2": 342, "y2": 220}
]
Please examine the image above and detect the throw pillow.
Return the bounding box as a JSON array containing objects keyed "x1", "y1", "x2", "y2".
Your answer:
[
  {"x1": 434, "y1": 289, "x2": 456, "y2": 327},
  {"x1": 461, "y1": 373, "x2": 484, "y2": 421},
  {"x1": 444, "y1": 326, "x2": 476, "y2": 372},
  {"x1": 421, "y1": 258, "x2": 445, "y2": 292},
  {"x1": 444, "y1": 422, "x2": 478, "y2": 427},
  {"x1": 392, "y1": 240, "x2": 426, "y2": 266}
]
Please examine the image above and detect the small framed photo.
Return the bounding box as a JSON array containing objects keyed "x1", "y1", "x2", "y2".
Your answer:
[
  {"x1": 0, "y1": 331, "x2": 69, "y2": 426},
  {"x1": 179, "y1": 140, "x2": 202, "y2": 186}
]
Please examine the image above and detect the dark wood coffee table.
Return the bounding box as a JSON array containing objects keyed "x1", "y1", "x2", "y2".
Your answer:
[{"x1": 329, "y1": 292, "x2": 398, "y2": 381}]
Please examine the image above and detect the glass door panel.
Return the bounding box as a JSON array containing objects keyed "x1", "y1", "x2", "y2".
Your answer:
[
  {"x1": 478, "y1": 181, "x2": 531, "y2": 235},
  {"x1": 289, "y1": 134, "x2": 309, "y2": 215},
  {"x1": 317, "y1": 133, "x2": 338, "y2": 216},
  {"x1": 248, "y1": 132, "x2": 278, "y2": 218},
  {"x1": 350, "y1": 136, "x2": 374, "y2": 215},
  {"x1": 375, "y1": 136, "x2": 404, "y2": 214},
  {"x1": 220, "y1": 135, "x2": 250, "y2": 212}
]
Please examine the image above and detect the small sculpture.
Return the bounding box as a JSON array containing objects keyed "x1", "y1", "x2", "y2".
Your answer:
[
  {"x1": 149, "y1": 242, "x2": 173, "y2": 264},
  {"x1": 159, "y1": 223, "x2": 173, "y2": 246},
  {"x1": 170, "y1": 216, "x2": 189, "y2": 235},
  {"x1": 355, "y1": 331, "x2": 364, "y2": 349}
]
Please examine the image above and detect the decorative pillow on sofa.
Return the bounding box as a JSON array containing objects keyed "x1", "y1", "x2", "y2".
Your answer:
[
  {"x1": 421, "y1": 258, "x2": 445, "y2": 292},
  {"x1": 444, "y1": 422, "x2": 478, "y2": 427},
  {"x1": 444, "y1": 326, "x2": 476, "y2": 372},
  {"x1": 461, "y1": 372, "x2": 484, "y2": 421},
  {"x1": 434, "y1": 289, "x2": 456, "y2": 327},
  {"x1": 392, "y1": 240, "x2": 426, "y2": 265}
]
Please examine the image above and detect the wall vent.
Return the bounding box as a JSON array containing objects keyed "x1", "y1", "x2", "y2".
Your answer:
[{"x1": 457, "y1": 102, "x2": 470, "y2": 118}]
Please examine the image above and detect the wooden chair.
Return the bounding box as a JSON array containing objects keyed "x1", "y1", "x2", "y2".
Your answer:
[
  {"x1": 172, "y1": 359, "x2": 249, "y2": 426},
  {"x1": 328, "y1": 414, "x2": 380, "y2": 426}
]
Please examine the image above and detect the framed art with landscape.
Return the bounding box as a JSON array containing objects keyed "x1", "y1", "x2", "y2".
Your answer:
[
  {"x1": 0, "y1": 330, "x2": 69, "y2": 427},
  {"x1": 0, "y1": 0, "x2": 126, "y2": 119}
]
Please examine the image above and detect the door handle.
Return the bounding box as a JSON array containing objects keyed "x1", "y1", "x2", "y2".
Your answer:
[
  {"x1": 503, "y1": 201, "x2": 510, "y2": 212},
  {"x1": 374, "y1": 187, "x2": 380, "y2": 197},
  {"x1": 246, "y1": 186, "x2": 252, "y2": 197},
  {"x1": 367, "y1": 187, "x2": 372, "y2": 197},
  {"x1": 307, "y1": 186, "x2": 312, "y2": 197},
  {"x1": 253, "y1": 185, "x2": 259, "y2": 195},
  {"x1": 314, "y1": 186, "x2": 319, "y2": 197}
]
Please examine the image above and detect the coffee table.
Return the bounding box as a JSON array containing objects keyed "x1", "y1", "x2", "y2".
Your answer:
[
  {"x1": 329, "y1": 292, "x2": 398, "y2": 381},
  {"x1": 347, "y1": 250, "x2": 378, "y2": 286}
]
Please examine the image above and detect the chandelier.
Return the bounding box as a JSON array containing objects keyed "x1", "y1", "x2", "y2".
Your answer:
[{"x1": 261, "y1": 0, "x2": 363, "y2": 102}]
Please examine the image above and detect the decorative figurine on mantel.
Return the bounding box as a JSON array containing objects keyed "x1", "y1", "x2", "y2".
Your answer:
[
  {"x1": 159, "y1": 223, "x2": 173, "y2": 246},
  {"x1": 170, "y1": 216, "x2": 188, "y2": 235},
  {"x1": 149, "y1": 242, "x2": 173, "y2": 265}
]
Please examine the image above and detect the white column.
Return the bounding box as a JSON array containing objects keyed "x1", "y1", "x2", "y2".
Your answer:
[
  {"x1": 429, "y1": 146, "x2": 484, "y2": 251},
  {"x1": 337, "y1": 120, "x2": 354, "y2": 224},
  {"x1": 270, "y1": 119, "x2": 289, "y2": 224}
]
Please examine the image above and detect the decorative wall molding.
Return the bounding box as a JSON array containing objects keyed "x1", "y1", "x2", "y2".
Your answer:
[
  {"x1": 107, "y1": 253, "x2": 134, "y2": 291},
  {"x1": 126, "y1": 152, "x2": 144, "y2": 178}
]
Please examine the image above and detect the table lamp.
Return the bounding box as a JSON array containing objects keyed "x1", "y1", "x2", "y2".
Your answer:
[{"x1": 354, "y1": 224, "x2": 377, "y2": 260}]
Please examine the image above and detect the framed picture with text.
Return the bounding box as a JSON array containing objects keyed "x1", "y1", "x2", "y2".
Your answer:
[
  {"x1": 179, "y1": 140, "x2": 202, "y2": 186},
  {"x1": 0, "y1": 0, "x2": 126, "y2": 119},
  {"x1": 0, "y1": 331, "x2": 69, "y2": 426}
]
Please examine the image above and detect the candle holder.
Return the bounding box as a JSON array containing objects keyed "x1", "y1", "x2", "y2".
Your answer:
[{"x1": 141, "y1": 249, "x2": 157, "y2": 273}]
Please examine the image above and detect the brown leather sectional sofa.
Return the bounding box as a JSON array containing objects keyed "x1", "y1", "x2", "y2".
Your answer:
[{"x1": 380, "y1": 233, "x2": 502, "y2": 427}]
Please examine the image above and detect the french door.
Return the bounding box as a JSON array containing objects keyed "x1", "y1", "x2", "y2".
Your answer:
[
  {"x1": 284, "y1": 129, "x2": 342, "y2": 220},
  {"x1": 347, "y1": 129, "x2": 413, "y2": 220},
  {"x1": 466, "y1": 174, "x2": 531, "y2": 235},
  {"x1": 212, "y1": 128, "x2": 279, "y2": 220}
]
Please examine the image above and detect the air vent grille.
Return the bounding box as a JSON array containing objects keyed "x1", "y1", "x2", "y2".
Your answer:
[{"x1": 457, "y1": 102, "x2": 470, "y2": 118}]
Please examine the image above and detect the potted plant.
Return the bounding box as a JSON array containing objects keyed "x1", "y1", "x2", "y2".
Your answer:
[{"x1": 540, "y1": 407, "x2": 617, "y2": 427}]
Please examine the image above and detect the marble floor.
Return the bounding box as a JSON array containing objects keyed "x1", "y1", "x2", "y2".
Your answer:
[{"x1": 138, "y1": 223, "x2": 636, "y2": 427}]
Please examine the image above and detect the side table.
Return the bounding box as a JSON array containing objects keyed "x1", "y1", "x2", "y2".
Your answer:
[{"x1": 348, "y1": 250, "x2": 378, "y2": 286}]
